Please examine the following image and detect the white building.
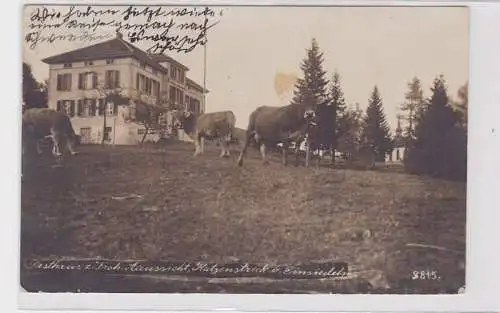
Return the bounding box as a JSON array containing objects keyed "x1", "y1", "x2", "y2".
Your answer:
[{"x1": 42, "y1": 32, "x2": 207, "y2": 145}]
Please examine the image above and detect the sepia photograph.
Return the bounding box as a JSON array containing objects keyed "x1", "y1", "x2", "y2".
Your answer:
[{"x1": 21, "y1": 4, "x2": 468, "y2": 294}]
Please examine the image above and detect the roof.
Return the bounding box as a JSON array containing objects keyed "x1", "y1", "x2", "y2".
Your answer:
[
  {"x1": 186, "y1": 78, "x2": 209, "y2": 93},
  {"x1": 42, "y1": 32, "x2": 169, "y2": 73},
  {"x1": 148, "y1": 54, "x2": 189, "y2": 71}
]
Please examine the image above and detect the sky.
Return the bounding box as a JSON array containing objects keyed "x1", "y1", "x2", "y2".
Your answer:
[{"x1": 23, "y1": 5, "x2": 469, "y2": 130}]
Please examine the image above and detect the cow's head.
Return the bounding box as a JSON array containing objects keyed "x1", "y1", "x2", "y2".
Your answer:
[
  {"x1": 170, "y1": 110, "x2": 194, "y2": 129},
  {"x1": 304, "y1": 110, "x2": 316, "y2": 123},
  {"x1": 297, "y1": 97, "x2": 319, "y2": 124}
]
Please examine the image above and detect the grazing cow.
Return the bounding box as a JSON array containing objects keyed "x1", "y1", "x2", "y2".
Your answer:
[
  {"x1": 22, "y1": 108, "x2": 78, "y2": 158},
  {"x1": 170, "y1": 110, "x2": 237, "y2": 157},
  {"x1": 237, "y1": 103, "x2": 317, "y2": 166}
]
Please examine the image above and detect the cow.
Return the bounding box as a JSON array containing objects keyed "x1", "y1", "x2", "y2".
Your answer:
[
  {"x1": 22, "y1": 108, "x2": 78, "y2": 158},
  {"x1": 170, "y1": 110, "x2": 237, "y2": 158},
  {"x1": 236, "y1": 103, "x2": 317, "y2": 167}
]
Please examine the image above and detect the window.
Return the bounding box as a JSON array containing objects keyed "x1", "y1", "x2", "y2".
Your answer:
[
  {"x1": 136, "y1": 73, "x2": 160, "y2": 97},
  {"x1": 152, "y1": 80, "x2": 160, "y2": 99},
  {"x1": 77, "y1": 98, "x2": 96, "y2": 117},
  {"x1": 97, "y1": 99, "x2": 105, "y2": 116},
  {"x1": 104, "y1": 127, "x2": 112, "y2": 141},
  {"x1": 152, "y1": 69, "x2": 157, "y2": 76},
  {"x1": 192, "y1": 99, "x2": 200, "y2": 113},
  {"x1": 141, "y1": 62, "x2": 147, "y2": 69},
  {"x1": 56, "y1": 100, "x2": 75, "y2": 117},
  {"x1": 186, "y1": 97, "x2": 201, "y2": 114},
  {"x1": 80, "y1": 127, "x2": 91, "y2": 144},
  {"x1": 137, "y1": 129, "x2": 146, "y2": 135},
  {"x1": 56, "y1": 74, "x2": 72, "y2": 91},
  {"x1": 146, "y1": 77, "x2": 151, "y2": 94},
  {"x1": 78, "y1": 72, "x2": 97, "y2": 90},
  {"x1": 170, "y1": 66, "x2": 177, "y2": 80},
  {"x1": 106, "y1": 102, "x2": 114, "y2": 116},
  {"x1": 104, "y1": 70, "x2": 120, "y2": 89},
  {"x1": 170, "y1": 66, "x2": 185, "y2": 83},
  {"x1": 84, "y1": 60, "x2": 94, "y2": 66},
  {"x1": 106, "y1": 58, "x2": 114, "y2": 64},
  {"x1": 179, "y1": 69, "x2": 185, "y2": 84},
  {"x1": 169, "y1": 86, "x2": 184, "y2": 106},
  {"x1": 98, "y1": 100, "x2": 117, "y2": 117},
  {"x1": 63, "y1": 63, "x2": 72, "y2": 68}
]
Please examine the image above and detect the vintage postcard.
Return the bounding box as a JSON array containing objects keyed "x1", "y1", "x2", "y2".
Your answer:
[{"x1": 21, "y1": 4, "x2": 468, "y2": 295}]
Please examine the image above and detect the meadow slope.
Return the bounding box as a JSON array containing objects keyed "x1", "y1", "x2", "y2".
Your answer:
[{"x1": 20, "y1": 142, "x2": 466, "y2": 293}]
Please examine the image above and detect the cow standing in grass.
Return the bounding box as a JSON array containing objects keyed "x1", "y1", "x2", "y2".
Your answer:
[
  {"x1": 170, "y1": 110, "x2": 236, "y2": 158},
  {"x1": 22, "y1": 108, "x2": 78, "y2": 158},
  {"x1": 237, "y1": 103, "x2": 317, "y2": 166}
]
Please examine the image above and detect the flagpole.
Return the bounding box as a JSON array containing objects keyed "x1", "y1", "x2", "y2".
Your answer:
[{"x1": 203, "y1": 30, "x2": 207, "y2": 113}]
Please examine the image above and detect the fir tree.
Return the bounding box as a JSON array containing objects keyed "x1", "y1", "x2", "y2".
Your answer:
[
  {"x1": 360, "y1": 86, "x2": 393, "y2": 162},
  {"x1": 326, "y1": 71, "x2": 348, "y2": 162},
  {"x1": 336, "y1": 102, "x2": 363, "y2": 160},
  {"x1": 290, "y1": 38, "x2": 330, "y2": 153},
  {"x1": 405, "y1": 75, "x2": 464, "y2": 179},
  {"x1": 290, "y1": 38, "x2": 329, "y2": 107},
  {"x1": 453, "y1": 82, "x2": 468, "y2": 126},
  {"x1": 400, "y1": 76, "x2": 424, "y2": 141}
]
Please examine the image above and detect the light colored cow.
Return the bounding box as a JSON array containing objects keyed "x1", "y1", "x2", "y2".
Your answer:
[
  {"x1": 22, "y1": 108, "x2": 78, "y2": 158},
  {"x1": 170, "y1": 110, "x2": 237, "y2": 158}
]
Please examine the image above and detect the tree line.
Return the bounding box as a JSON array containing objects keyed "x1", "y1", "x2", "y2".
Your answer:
[{"x1": 291, "y1": 38, "x2": 467, "y2": 181}]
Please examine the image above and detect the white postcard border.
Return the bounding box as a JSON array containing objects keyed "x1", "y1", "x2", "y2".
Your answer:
[{"x1": 6, "y1": 0, "x2": 500, "y2": 312}]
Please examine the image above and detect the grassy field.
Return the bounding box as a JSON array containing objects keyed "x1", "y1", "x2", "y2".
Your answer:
[{"x1": 20, "y1": 141, "x2": 466, "y2": 294}]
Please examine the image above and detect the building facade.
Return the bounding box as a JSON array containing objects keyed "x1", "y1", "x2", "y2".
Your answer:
[{"x1": 42, "y1": 32, "x2": 207, "y2": 145}]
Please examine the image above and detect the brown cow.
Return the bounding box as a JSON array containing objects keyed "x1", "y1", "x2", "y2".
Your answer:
[
  {"x1": 237, "y1": 103, "x2": 316, "y2": 166},
  {"x1": 22, "y1": 108, "x2": 78, "y2": 158},
  {"x1": 170, "y1": 110, "x2": 236, "y2": 157}
]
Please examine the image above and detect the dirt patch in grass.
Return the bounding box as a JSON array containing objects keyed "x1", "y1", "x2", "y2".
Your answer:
[{"x1": 20, "y1": 142, "x2": 466, "y2": 293}]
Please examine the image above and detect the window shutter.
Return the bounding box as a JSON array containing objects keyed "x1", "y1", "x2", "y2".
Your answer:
[
  {"x1": 104, "y1": 71, "x2": 110, "y2": 89},
  {"x1": 67, "y1": 74, "x2": 72, "y2": 90},
  {"x1": 78, "y1": 73, "x2": 83, "y2": 89},
  {"x1": 113, "y1": 102, "x2": 118, "y2": 116},
  {"x1": 70, "y1": 101, "x2": 75, "y2": 117},
  {"x1": 56, "y1": 100, "x2": 61, "y2": 112},
  {"x1": 56, "y1": 75, "x2": 61, "y2": 91},
  {"x1": 115, "y1": 70, "x2": 120, "y2": 88},
  {"x1": 98, "y1": 99, "x2": 104, "y2": 116},
  {"x1": 92, "y1": 72, "x2": 98, "y2": 89},
  {"x1": 91, "y1": 99, "x2": 97, "y2": 116},
  {"x1": 136, "y1": 73, "x2": 139, "y2": 90},
  {"x1": 77, "y1": 100, "x2": 82, "y2": 116}
]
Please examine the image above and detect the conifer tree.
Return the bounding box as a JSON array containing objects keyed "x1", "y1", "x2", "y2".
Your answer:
[
  {"x1": 405, "y1": 75, "x2": 464, "y2": 179},
  {"x1": 290, "y1": 38, "x2": 330, "y2": 153},
  {"x1": 400, "y1": 77, "x2": 424, "y2": 141},
  {"x1": 327, "y1": 71, "x2": 348, "y2": 162},
  {"x1": 454, "y1": 82, "x2": 468, "y2": 127},
  {"x1": 290, "y1": 38, "x2": 329, "y2": 108},
  {"x1": 360, "y1": 86, "x2": 393, "y2": 162}
]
